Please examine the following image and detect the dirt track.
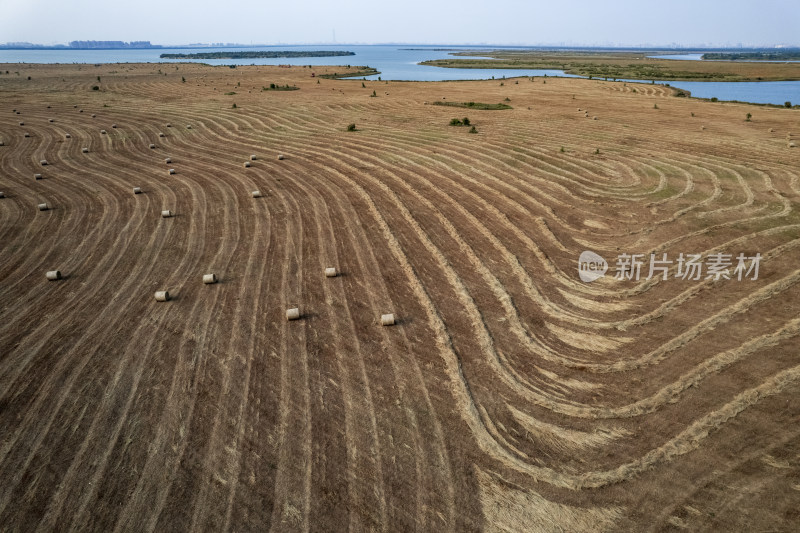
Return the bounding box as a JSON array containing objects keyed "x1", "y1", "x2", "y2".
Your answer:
[{"x1": 1, "y1": 63, "x2": 799, "y2": 531}]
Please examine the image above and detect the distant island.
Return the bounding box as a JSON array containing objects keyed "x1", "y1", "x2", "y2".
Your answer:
[
  {"x1": 702, "y1": 50, "x2": 800, "y2": 61},
  {"x1": 160, "y1": 51, "x2": 355, "y2": 59}
]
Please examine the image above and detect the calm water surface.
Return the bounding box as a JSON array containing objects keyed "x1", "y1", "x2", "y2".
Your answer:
[{"x1": 1, "y1": 45, "x2": 797, "y2": 104}]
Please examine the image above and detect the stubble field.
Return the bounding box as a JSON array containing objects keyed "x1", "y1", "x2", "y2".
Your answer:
[{"x1": 1, "y1": 62, "x2": 799, "y2": 531}]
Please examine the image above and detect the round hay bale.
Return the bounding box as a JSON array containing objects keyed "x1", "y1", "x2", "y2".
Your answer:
[
  {"x1": 161, "y1": 210, "x2": 173, "y2": 218},
  {"x1": 73, "y1": 105, "x2": 77, "y2": 108},
  {"x1": 380, "y1": 313, "x2": 395, "y2": 326},
  {"x1": 790, "y1": 142, "x2": 797, "y2": 148},
  {"x1": 286, "y1": 307, "x2": 301, "y2": 321},
  {"x1": 243, "y1": 161, "x2": 251, "y2": 168},
  {"x1": 65, "y1": 134, "x2": 71, "y2": 139},
  {"x1": 186, "y1": 125, "x2": 192, "y2": 129},
  {"x1": 133, "y1": 187, "x2": 142, "y2": 194},
  {"x1": 768, "y1": 128, "x2": 774, "y2": 133},
  {"x1": 79, "y1": 109, "x2": 83, "y2": 113},
  {"x1": 165, "y1": 157, "x2": 172, "y2": 164},
  {"x1": 168, "y1": 168, "x2": 176, "y2": 175},
  {"x1": 46, "y1": 270, "x2": 62, "y2": 281},
  {"x1": 155, "y1": 290, "x2": 170, "y2": 302},
  {"x1": 100, "y1": 129, "x2": 107, "y2": 134},
  {"x1": 49, "y1": 118, "x2": 54, "y2": 123},
  {"x1": 159, "y1": 132, "x2": 165, "y2": 137},
  {"x1": 0, "y1": 192, "x2": 6, "y2": 198},
  {"x1": 593, "y1": 116, "x2": 598, "y2": 120},
  {"x1": 250, "y1": 155, "x2": 257, "y2": 161},
  {"x1": 40, "y1": 160, "x2": 48, "y2": 166},
  {"x1": 325, "y1": 267, "x2": 337, "y2": 278},
  {"x1": 0, "y1": 140, "x2": 4, "y2": 146},
  {"x1": 34, "y1": 173, "x2": 43, "y2": 180},
  {"x1": 203, "y1": 273, "x2": 217, "y2": 284},
  {"x1": 24, "y1": 133, "x2": 30, "y2": 138},
  {"x1": 149, "y1": 143, "x2": 156, "y2": 149},
  {"x1": 19, "y1": 122, "x2": 24, "y2": 126},
  {"x1": 251, "y1": 190, "x2": 262, "y2": 198},
  {"x1": 38, "y1": 202, "x2": 49, "y2": 211},
  {"x1": 701, "y1": 126, "x2": 706, "y2": 130},
  {"x1": 112, "y1": 124, "x2": 117, "y2": 128},
  {"x1": 166, "y1": 123, "x2": 172, "y2": 128},
  {"x1": 82, "y1": 147, "x2": 89, "y2": 153},
  {"x1": 277, "y1": 154, "x2": 285, "y2": 160},
  {"x1": 91, "y1": 114, "x2": 96, "y2": 118}
]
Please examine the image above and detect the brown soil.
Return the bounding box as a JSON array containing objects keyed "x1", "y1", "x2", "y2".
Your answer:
[{"x1": 1, "y1": 62, "x2": 798, "y2": 532}]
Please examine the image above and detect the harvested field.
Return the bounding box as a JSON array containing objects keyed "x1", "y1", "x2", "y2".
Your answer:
[{"x1": 1, "y1": 62, "x2": 799, "y2": 532}]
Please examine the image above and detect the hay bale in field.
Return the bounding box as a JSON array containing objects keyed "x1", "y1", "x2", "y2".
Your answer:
[
  {"x1": 0, "y1": 140, "x2": 4, "y2": 146},
  {"x1": 19, "y1": 122, "x2": 24, "y2": 126},
  {"x1": 91, "y1": 114, "x2": 96, "y2": 118},
  {"x1": 701, "y1": 126, "x2": 706, "y2": 130},
  {"x1": 24, "y1": 133, "x2": 31, "y2": 138},
  {"x1": 73, "y1": 105, "x2": 77, "y2": 108},
  {"x1": 277, "y1": 154, "x2": 285, "y2": 160},
  {"x1": 82, "y1": 147, "x2": 89, "y2": 153},
  {"x1": 159, "y1": 132, "x2": 165, "y2": 137},
  {"x1": 286, "y1": 307, "x2": 301, "y2": 321},
  {"x1": 49, "y1": 118, "x2": 54, "y2": 123},
  {"x1": 133, "y1": 187, "x2": 142, "y2": 194},
  {"x1": 790, "y1": 142, "x2": 798, "y2": 148},
  {"x1": 593, "y1": 116, "x2": 598, "y2": 120},
  {"x1": 168, "y1": 168, "x2": 176, "y2": 175},
  {"x1": 112, "y1": 124, "x2": 117, "y2": 128},
  {"x1": 166, "y1": 123, "x2": 172, "y2": 128},
  {"x1": 381, "y1": 313, "x2": 395, "y2": 326},
  {"x1": 186, "y1": 125, "x2": 192, "y2": 129},
  {"x1": 250, "y1": 155, "x2": 257, "y2": 161},
  {"x1": 100, "y1": 129, "x2": 107, "y2": 134},
  {"x1": 203, "y1": 274, "x2": 217, "y2": 284},
  {"x1": 34, "y1": 173, "x2": 43, "y2": 180},
  {"x1": 65, "y1": 134, "x2": 71, "y2": 139},
  {"x1": 40, "y1": 160, "x2": 48, "y2": 166},
  {"x1": 149, "y1": 143, "x2": 156, "y2": 149},
  {"x1": 46, "y1": 270, "x2": 62, "y2": 281},
  {"x1": 769, "y1": 128, "x2": 774, "y2": 133},
  {"x1": 0, "y1": 192, "x2": 5, "y2": 198},
  {"x1": 243, "y1": 161, "x2": 251, "y2": 168},
  {"x1": 155, "y1": 290, "x2": 170, "y2": 302},
  {"x1": 79, "y1": 109, "x2": 83, "y2": 113},
  {"x1": 38, "y1": 202, "x2": 49, "y2": 211},
  {"x1": 161, "y1": 210, "x2": 173, "y2": 217},
  {"x1": 251, "y1": 190, "x2": 262, "y2": 198},
  {"x1": 325, "y1": 267, "x2": 337, "y2": 278}
]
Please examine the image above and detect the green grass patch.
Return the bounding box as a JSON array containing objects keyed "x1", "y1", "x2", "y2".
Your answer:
[{"x1": 432, "y1": 101, "x2": 512, "y2": 110}]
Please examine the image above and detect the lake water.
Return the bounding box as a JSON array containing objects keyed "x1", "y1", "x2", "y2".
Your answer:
[{"x1": 1, "y1": 45, "x2": 797, "y2": 105}]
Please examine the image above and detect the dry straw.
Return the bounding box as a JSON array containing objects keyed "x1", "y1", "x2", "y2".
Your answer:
[
  {"x1": 133, "y1": 187, "x2": 142, "y2": 194},
  {"x1": 159, "y1": 132, "x2": 165, "y2": 137},
  {"x1": 277, "y1": 154, "x2": 285, "y2": 160},
  {"x1": 161, "y1": 210, "x2": 173, "y2": 217},
  {"x1": 251, "y1": 190, "x2": 262, "y2": 198},
  {"x1": 34, "y1": 173, "x2": 42, "y2": 180},
  {"x1": 82, "y1": 147, "x2": 89, "y2": 153},
  {"x1": 40, "y1": 160, "x2": 47, "y2": 165},
  {"x1": 286, "y1": 307, "x2": 301, "y2": 320},
  {"x1": 38, "y1": 202, "x2": 49, "y2": 211},
  {"x1": 46, "y1": 270, "x2": 62, "y2": 281},
  {"x1": 381, "y1": 313, "x2": 396, "y2": 326},
  {"x1": 149, "y1": 143, "x2": 156, "y2": 149},
  {"x1": 155, "y1": 290, "x2": 170, "y2": 301},
  {"x1": 250, "y1": 155, "x2": 257, "y2": 161},
  {"x1": 165, "y1": 157, "x2": 172, "y2": 164},
  {"x1": 168, "y1": 168, "x2": 176, "y2": 175},
  {"x1": 243, "y1": 161, "x2": 251, "y2": 168},
  {"x1": 325, "y1": 267, "x2": 338, "y2": 277},
  {"x1": 203, "y1": 274, "x2": 218, "y2": 284}
]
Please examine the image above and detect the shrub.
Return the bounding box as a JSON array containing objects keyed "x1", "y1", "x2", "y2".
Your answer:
[
  {"x1": 449, "y1": 118, "x2": 463, "y2": 126},
  {"x1": 504, "y1": 97, "x2": 511, "y2": 102},
  {"x1": 181, "y1": 76, "x2": 186, "y2": 83},
  {"x1": 371, "y1": 90, "x2": 376, "y2": 97},
  {"x1": 746, "y1": 112, "x2": 752, "y2": 121},
  {"x1": 462, "y1": 117, "x2": 470, "y2": 126},
  {"x1": 711, "y1": 97, "x2": 718, "y2": 102},
  {"x1": 654, "y1": 103, "x2": 659, "y2": 109},
  {"x1": 469, "y1": 126, "x2": 477, "y2": 134},
  {"x1": 785, "y1": 101, "x2": 792, "y2": 108},
  {"x1": 346, "y1": 123, "x2": 357, "y2": 131},
  {"x1": 232, "y1": 103, "x2": 237, "y2": 109},
  {"x1": 560, "y1": 146, "x2": 565, "y2": 153},
  {"x1": 362, "y1": 82, "x2": 366, "y2": 88}
]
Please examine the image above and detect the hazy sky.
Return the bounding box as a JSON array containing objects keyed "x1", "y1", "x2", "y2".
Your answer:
[{"x1": 2, "y1": 0, "x2": 798, "y2": 47}]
